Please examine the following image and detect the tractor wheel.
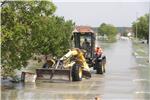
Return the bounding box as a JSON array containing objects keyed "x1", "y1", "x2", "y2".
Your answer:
[
  {"x1": 96, "y1": 62, "x2": 103, "y2": 74},
  {"x1": 72, "y1": 64, "x2": 82, "y2": 81}
]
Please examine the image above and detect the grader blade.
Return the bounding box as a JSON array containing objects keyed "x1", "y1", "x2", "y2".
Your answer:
[
  {"x1": 36, "y1": 68, "x2": 91, "y2": 81},
  {"x1": 36, "y1": 68, "x2": 71, "y2": 80}
]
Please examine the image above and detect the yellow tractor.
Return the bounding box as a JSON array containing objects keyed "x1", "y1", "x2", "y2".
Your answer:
[{"x1": 36, "y1": 26, "x2": 105, "y2": 81}]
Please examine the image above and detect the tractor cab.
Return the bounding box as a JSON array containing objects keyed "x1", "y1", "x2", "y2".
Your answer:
[{"x1": 72, "y1": 26, "x2": 96, "y2": 66}]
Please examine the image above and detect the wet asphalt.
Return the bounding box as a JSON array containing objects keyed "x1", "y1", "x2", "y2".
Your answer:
[{"x1": 1, "y1": 39, "x2": 150, "y2": 100}]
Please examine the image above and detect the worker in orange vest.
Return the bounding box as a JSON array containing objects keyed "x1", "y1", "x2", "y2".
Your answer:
[{"x1": 94, "y1": 47, "x2": 106, "y2": 73}]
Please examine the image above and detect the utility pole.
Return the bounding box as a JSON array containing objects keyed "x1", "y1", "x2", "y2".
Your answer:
[{"x1": 148, "y1": 2, "x2": 150, "y2": 63}]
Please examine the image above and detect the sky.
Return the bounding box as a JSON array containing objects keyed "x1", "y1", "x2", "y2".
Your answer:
[{"x1": 53, "y1": 0, "x2": 149, "y2": 27}]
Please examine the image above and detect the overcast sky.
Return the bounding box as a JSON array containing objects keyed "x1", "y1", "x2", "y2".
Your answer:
[{"x1": 53, "y1": 1, "x2": 149, "y2": 27}]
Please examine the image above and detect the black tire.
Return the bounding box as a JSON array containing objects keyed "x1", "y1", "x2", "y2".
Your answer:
[
  {"x1": 72, "y1": 64, "x2": 82, "y2": 81},
  {"x1": 96, "y1": 62, "x2": 103, "y2": 74},
  {"x1": 102, "y1": 57, "x2": 106, "y2": 73}
]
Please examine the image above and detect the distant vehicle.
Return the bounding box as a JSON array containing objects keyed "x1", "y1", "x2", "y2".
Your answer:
[
  {"x1": 120, "y1": 36, "x2": 129, "y2": 40},
  {"x1": 139, "y1": 39, "x2": 147, "y2": 44}
]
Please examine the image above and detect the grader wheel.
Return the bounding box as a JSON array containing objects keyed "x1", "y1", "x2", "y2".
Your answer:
[
  {"x1": 71, "y1": 64, "x2": 82, "y2": 81},
  {"x1": 96, "y1": 62, "x2": 103, "y2": 74}
]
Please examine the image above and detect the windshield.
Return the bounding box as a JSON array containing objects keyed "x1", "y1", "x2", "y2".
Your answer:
[{"x1": 80, "y1": 35, "x2": 91, "y2": 47}]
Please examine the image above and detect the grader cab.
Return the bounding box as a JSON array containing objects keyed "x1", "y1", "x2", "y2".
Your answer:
[
  {"x1": 72, "y1": 26, "x2": 96, "y2": 67},
  {"x1": 72, "y1": 26, "x2": 106, "y2": 74}
]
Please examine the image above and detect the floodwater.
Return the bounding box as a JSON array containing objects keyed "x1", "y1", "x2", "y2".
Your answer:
[{"x1": 1, "y1": 39, "x2": 150, "y2": 100}]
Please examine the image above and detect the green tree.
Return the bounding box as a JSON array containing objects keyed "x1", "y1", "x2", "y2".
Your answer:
[
  {"x1": 132, "y1": 14, "x2": 149, "y2": 43},
  {"x1": 31, "y1": 16, "x2": 74, "y2": 57},
  {"x1": 1, "y1": 1, "x2": 75, "y2": 77},
  {"x1": 98, "y1": 23, "x2": 117, "y2": 42}
]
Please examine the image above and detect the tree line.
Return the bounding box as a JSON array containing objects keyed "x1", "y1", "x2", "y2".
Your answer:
[
  {"x1": 97, "y1": 14, "x2": 149, "y2": 43},
  {"x1": 132, "y1": 14, "x2": 149, "y2": 43},
  {"x1": 98, "y1": 23, "x2": 118, "y2": 42}
]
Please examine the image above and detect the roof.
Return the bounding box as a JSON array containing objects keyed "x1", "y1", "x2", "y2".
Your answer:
[{"x1": 73, "y1": 26, "x2": 94, "y2": 33}]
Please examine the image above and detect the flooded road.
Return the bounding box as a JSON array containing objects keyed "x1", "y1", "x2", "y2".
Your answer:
[{"x1": 1, "y1": 39, "x2": 150, "y2": 100}]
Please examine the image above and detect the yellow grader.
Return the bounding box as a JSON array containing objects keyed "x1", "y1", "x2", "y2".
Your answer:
[{"x1": 36, "y1": 26, "x2": 105, "y2": 81}]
